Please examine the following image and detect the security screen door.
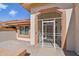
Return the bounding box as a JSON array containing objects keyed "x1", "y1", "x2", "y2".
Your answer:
[{"x1": 42, "y1": 20, "x2": 55, "y2": 47}]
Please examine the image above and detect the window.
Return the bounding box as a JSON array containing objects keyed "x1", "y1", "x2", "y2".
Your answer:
[{"x1": 20, "y1": 26, "x2": 30, "y2": 35}]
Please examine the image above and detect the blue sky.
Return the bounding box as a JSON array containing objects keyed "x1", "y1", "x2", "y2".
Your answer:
[{"x1": 0, "y1": 3, "x2": 31, "y2": 22}]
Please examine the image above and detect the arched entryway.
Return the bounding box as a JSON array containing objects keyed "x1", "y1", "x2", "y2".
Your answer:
[{"x1": 35, "y1": 7, "x2": 66, "y2": 49}]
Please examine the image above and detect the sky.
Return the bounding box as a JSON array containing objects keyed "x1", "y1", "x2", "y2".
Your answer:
[{"x1": 0, "y1": 3, "x2": 31, "y2": 22}]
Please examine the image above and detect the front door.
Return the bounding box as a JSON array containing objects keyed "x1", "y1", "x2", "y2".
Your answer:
[{"x1": 42, "y1": 20, "x2": 55, "y2": 47}]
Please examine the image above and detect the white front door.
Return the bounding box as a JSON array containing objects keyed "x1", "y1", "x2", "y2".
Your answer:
[{"x1": 42, "y1": 20, "x2": 55, "y2": 48}]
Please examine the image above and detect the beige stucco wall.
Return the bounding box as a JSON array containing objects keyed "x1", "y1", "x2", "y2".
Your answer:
[
  {"x1": 66, "y1": 4, "x2": 79, "y2": 55},
  {"x1": 74, "y1": 4, "x2": 79, "y2": 55},
  {"x1": 66, "y1": 8, "x2": 75, "y2": 51}
]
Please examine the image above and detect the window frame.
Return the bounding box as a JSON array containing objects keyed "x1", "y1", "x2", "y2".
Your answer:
[{"x1": 18, "y1": 25, "x2": 30, "y2": 38}]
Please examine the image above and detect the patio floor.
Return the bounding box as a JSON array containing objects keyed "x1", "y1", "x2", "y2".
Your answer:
[{"x1": 0, "y1": 40, "x2": 65, "y2": 56}]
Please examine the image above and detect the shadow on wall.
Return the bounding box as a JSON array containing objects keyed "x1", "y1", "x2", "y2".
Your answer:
[{"x1": 63, "y1": 8, "x2": 76, "y2": 54}]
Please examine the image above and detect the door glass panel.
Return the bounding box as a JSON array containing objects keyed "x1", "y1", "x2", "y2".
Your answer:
[
  {"x1": 55, "y1": 19, "x2": 61, "y2": 47},
  {"x1": 43, "y1": 21, "x2": 54, "y2": 47}
]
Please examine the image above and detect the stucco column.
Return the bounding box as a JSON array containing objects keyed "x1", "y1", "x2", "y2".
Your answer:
[
  {"x1": 61, "y1": 11, "x2": 67, "y2": 49},
  {"x1": 74, "y1": 4, "x2": 79, "y2": 55},
  {"x1": 30, "y1": 13, "x2": 40, "y2": 47}
]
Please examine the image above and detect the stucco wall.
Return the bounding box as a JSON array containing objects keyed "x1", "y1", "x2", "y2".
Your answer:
[
  {"x1": 66, "y1": 8, "x2": 75, "y2": 51},
  {"x1": 74, "y1": 4, "x2": 79, "y2": 55},
  {"x1": 0, "y1": 31, "x2": 16, "y2": 42}
]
